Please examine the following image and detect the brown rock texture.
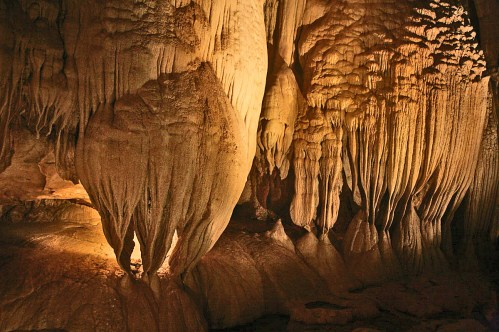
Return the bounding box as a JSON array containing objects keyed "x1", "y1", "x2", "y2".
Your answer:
[
  {"x1": 256, "y1": 0, "x2": 497, "y2": 283},
  {"x1": 0, "y1": 214, "x2": 495, "y2": 331},
  {"x1": 0, "y1": 0, "x2": 497, "y2": 330},
  {"x1": 0, "y1": 0, "x2": 268, "y2": 276}
]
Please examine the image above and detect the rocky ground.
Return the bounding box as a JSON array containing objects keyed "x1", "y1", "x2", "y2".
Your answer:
[{"x1": 0, "y1": 203, "x2": 496, "y2": 331}]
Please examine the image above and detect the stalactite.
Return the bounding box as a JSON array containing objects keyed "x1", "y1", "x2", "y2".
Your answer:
[
  {"x1": 460, "y1": 88, "x2": 498, "y2": 269},
  {"x1": 290, "y1": 110, "x2": 326, "y2": 230},
  {"x1": 258, "y1": 65, "x2": 303, "y2": 179},
  {"x1": 317, "y1": 130, "x2": 342, "y2": 233},
  {"x1": 259, "y1": 0, "x2": 490, "y2": 281},
  {"x1": 0, "y1": 0, "x2": 267, "y2": 277},
  {"x1": 73, "y1": 0, "x2": 267, "y2": 276}
]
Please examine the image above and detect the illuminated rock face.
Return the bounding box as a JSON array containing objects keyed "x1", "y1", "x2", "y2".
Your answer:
[
  {"x1": 0, "y1": 0, "x2": 498, "y2": 330},
  {"x1": 0, "y1": 0, "x2": 267, "y2": 276},
  {"x1": 257, "y1": 0, "x2": 496, "y2": 282}
]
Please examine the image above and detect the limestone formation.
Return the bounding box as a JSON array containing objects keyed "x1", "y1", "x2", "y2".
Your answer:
[
  {"x1": 257, "y1": 0, "x2": 495, "y2": 282},
  {"x1": 0, "y1": 0, "x2": 268, "y2": 277},
  {"x1": 0, "y1": 0, "x2": 497, "y2": 330}
]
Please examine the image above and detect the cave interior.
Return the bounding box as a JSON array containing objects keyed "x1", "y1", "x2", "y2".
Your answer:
[{"x1": 0, "y1": 0, "x2": 498, "y2": 331}]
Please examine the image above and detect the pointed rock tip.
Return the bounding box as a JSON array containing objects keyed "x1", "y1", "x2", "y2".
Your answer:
[{"x1": 265, "y1": 219, "x2": 295, "y2": 252}]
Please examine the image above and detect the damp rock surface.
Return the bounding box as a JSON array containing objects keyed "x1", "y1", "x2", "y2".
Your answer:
[
  {"x1": 0, "y1": 214, "x2": 495, "y2": 331},
  {"x1": 0, "y1": 0, "x2": 497, "y2": 330}
]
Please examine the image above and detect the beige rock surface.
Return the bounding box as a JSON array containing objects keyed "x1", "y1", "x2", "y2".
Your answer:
[
  {"x1": 256, "y1": 0, "x2": 496, "y2": 283},
  {"x1": 0, "y1": 0, "x2": 497, "y2": 330},
  {"x1": 0, "y1": 0, "x2": 268, "y2": 277}
]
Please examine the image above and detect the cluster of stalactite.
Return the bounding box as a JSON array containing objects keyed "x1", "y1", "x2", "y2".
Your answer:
[
  {"x1": 0, "y1": 0, "x2": 497, "y2": 286},
  {"x1": 0, "y1": 0, "x2": 77, "y2": 176},
  {"x1": 0, "y1": 0, "x2": 268, "y2": 277},
  {"x1": 257, "y1": 0, "x2": 494, "y2": 282},
  {"x1": 459, "y1": 0, "x2": 499, "y2": 271}
]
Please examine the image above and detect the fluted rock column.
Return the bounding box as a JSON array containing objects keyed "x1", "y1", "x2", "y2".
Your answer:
[{"x1": 76, "y1": 0, "x2": 268, "y2": 277}]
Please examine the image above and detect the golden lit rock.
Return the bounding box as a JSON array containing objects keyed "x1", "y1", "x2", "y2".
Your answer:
[{"x1": 0, "y1": 0, "x2": 497, "y2": 330}]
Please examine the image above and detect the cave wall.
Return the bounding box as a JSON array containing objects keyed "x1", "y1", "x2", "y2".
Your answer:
[
  {"x1": 0, "y1": 0, "x2": 498, "y2": 331},
  {"x1": 0, "y1": 0, "x2": 268, "y2": 277},
  {"x1": 459, "y1": 0, "x2": 499, "y2": 271},
  {"x1": 255, "y1": 0, "x2": 498, "y2": 281},
  {"x1": 0, "y1": 0, "x2": 497, "y2": 288}
]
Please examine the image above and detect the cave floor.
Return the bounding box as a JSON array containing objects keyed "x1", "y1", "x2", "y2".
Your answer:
[
  {"x1": 218, "y1": 309, "x2": 494, "y2": 331},
  {"x1": 0, "y1": 216, "x2": 497, "y2": 331}
]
